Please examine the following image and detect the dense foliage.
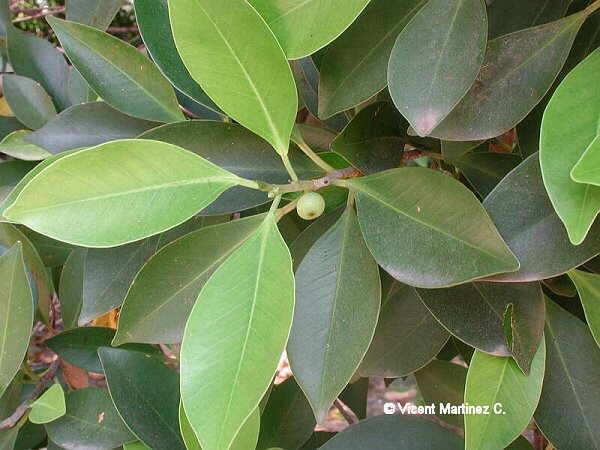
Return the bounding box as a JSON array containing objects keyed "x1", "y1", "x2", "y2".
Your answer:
[{"x1": 1, "y1": 0, "x2": 600, "y2": 449}]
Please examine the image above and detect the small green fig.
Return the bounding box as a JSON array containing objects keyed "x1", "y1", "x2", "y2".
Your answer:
[{"x1": 296, "y1": 192, "x2": 326, "y2": 220}]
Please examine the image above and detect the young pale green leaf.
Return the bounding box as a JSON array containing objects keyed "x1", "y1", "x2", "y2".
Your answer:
[
  {"x1": 359, "y1": 283, "x2": 449, "y2": 377},
  {"x1": 169, "y1": 0, "x2": 297, "y2": 155},
  {"x1": 484, "y1": 154, "x2": 600, "y2": 282},
  {"x1": 45, "y1": 388, "x2": 136, "y2": 449},
  {"x1": 133, "y1": 0, "x2": 222, "y2": 115},
  {"x1": 388, "y1": 0, "x2": 487, "y2": 136},
  {"x1": 114, "y1": 215, "x2": 265, "y2": 345},
  {"x1": 4, "y1": 139, "x2": 241, "y2": 247},
  {"x1": 320, "y1": 415, "x2": 463, "y2": 449},
  {"x1": 541, "y1": 47, "x2": 600, "y2": 244},
  {"x1": 0, "y1": 243, "x2": 33, "y2": 398},
  {"x1": 250, "y1": 0, "x2": 369, "y2": 60},
  {"x1": 568, "y1": 270, "x2": 600, "y2": 349},
  {"x1": 318, "y1": 0, "x2": 427, "y2": 119},
  {"x1": 571, "y1": 137, "x2": 600, "y2": 186},
  {"x1": 29, "y1": 384, "x2": 66, "y2": 424},
  {"x1": 431, "y1": 11, "x2": 589, "y2": 141},
  {"x1": 344, "y1": 168, "x2": 519, "y2": 288},
  {"x1": 98, "y1": 347, "x2": 185, "y2": 449},
  {"x1": 535, "y1": 299, "x2": 600, "y2": 449},
  {"x1": 417, "y1": 281, "x2": 545, "y2": 374},
  {"x1": 180, "y1": 213, "x2": 294, "y2": 450},
  {"x1": 66, "y1": 0, "x2": 123, "y2": 30},
  {"x1": 464, "y1": 341, "x2": 545, "y2": 450},
  {"x1": 47, "y1": 16, "x2": 184, "y2": 123},
  {"x1": 3, "y1": 75, "x2": 56, "y2": 130},
  {"x1": 0, "y1": 131, "x2": 52, "y2": 161},
  {"x1": 288, "y1": 207, "x2": 380, "y2": 423}
]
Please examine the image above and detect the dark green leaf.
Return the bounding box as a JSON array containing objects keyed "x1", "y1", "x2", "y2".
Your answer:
[
  {"x1": 453, "y1": 152, "x2": 521, "y2": 198},
  {"x1": 0, "y1": 161, "x2": 36, "y2": 204},
  {"x1": 488, "y1": 0, "x2": 572, "y2": 39},
  {"x1": 3, "y1": 74, "x2": 56, "y2": 130},
  {"x1": 66, "y1": 0, "x2": 123, "y2": 30}
]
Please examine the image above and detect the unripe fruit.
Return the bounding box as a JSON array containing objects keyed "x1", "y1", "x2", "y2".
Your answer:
[{"x1": 296, "y1": 192, "x2": 326, "y2": 220}]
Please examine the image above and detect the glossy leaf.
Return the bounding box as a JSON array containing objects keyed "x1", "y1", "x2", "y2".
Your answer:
[
  {"x1": 484, "y1": 154, "x2": 600, "y2": 282},
  {"x1": 541, "y1": 47, "x2": 600, "y2": 244},
  {"x1": 571, "y1": 138, "x2": 600, "y2": 186},
  {"x1": 66, "y1": 0, "x2": 123, "y2": 30},
  {"x1": 535, "y1": 299, "x2": 600, "y2": 449},
  {"x1": 29, "y1": 384, "x2": 66, "y2": 424},
  {"x1": 47, "y1": 16, "x2": 184, "y2": 123},
  {"x1": 431, "y1": 11, "x2": 589, "y2": 141},
  {"x1": 180, "y1": 212, "x2": 294, "y2": 450},
  {"x1": 0, "y1": 131, "x2": 52, "y2": 161},
  {"x1": 3, "y1": 74, "x2": 56, "y2": 130},
  {"x1": 169, "y1": 0, "x2": 297, "y2": 155},
  {"x1": 568, "y1": 270, "x2": 600, "y2": 348},
  {"x1": 45, "y1": 388, "x2": 136, "y2": 449},
  {"x1": 344, "y1": 168, "x2": 519, "y2": 288},
  {"x1": 251, "y1": 0, "x2": 369, "y2": 59},
  {"x1": 417, "y1": 281, "x2": 545, "y2": 373},
  {"x1": 25, "y1": 102, "x2": 160, "y2": 154},
  {"x1": 99, "y1": 347, "x2": 185, "y2": 449},
  {"x1": 288, "y1": 207, "x2": 380, "y2": 423},
  {"x1": 318, "y1": 0, "x2": 427, "y2": 119},
  {"x1": 0, "y1": 244, "x2": 33, "y2": 398},
  {"x1": 388, "y1": 0, "x2": 487, "y2": 136},
  {"x1": 464, "y1": 341, "x2": 545, "y2": 450},
  {"x1": 359, "y1": 283, "x2": 449, "y2": 377},
  {"x1": 4, "y1": 139, "x2": 241, "y2": 247}
]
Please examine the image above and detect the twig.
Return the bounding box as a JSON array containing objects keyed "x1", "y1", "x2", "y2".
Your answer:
[
  {"x1": 334, "y1": 398, "x2": 358, "y2": 425},
  {"x1": 106, "y1": 25, "x2": 139, "y2": 34},
  {"x1": 11, "y1": 6, "x2": 64, "y2": 24}
]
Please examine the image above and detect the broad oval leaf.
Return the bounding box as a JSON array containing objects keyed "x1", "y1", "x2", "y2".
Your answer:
[
  {"x1": 484, "y1": 154, "x2": 600, "y2": 282},
  {"x1": 344, "y1": 168, "x2": 519, "y2": 288},
  {"x1": 359, "y1": 283, "x2": 449, "y2": 377},
  {"x1": 169, "y1": 0, "x2": 297, "y2": 155},
  {"x1": 388, "y1": 0, "x2": 487, "y2": 136},
  {"x1": 180, "y1": 213, "x2": 294, "y2": 450},
  {"x1": 250, "y1": 0, "x2": 370, "y2": 60},
  {"x1": 0, "y1": 243, "x2": 33, "y2": 398},
  {"x1": 319, "y1": 414, "x2": 463, "y2": 449},
  {"x1": 464, "y1": 341, "x2": 545, "y2": 450},
  {"x1": 318, "y1": 0, "x2": 427, "y2": 119},
  {"x1": 4, "y1": 139, "x2": 241, "y2": 247},
  {"x1": 47, "y1": 16, "x2": 184, "y2": 123},
  {"x1": 417, "y1": 281, "x2": 545, "y2": 374},
  {"x1": 0, "y1": 131, "x2": 52, "y2": 161},
  {"x1": 287, "y1": 206, "x2": 380, "y2": 423},
  {"x1": 535, "y1": 299, "x2": 600, "y2": 450},
  {"x1": 571, "y1": 137, "x2": 600, "y2": 186},
  {"x1": 29, "y1": 384, "x2": 66, "y2": 424},
  {"x1": 568, "y1": 270, "x2": 600, "y2": 349},
  {"x1": 540, "y1": 47, "x2": 600, "y2": 244},
  {"x1": 3, "y1": 74, "x2": 56, "y2": 130},
  {"x1": 99, "y1": 347, "x2": 185, "y2": 449},
  {"x1": 431, "y1": 11, "x2": 589, "y2": 141}
]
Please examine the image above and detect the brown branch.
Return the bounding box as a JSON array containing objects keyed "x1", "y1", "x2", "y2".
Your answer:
[
  {"x1": 11, "y1": 6, "x2": 64, "y2": 24},
  {"x1": 334, "y1": 398, "x2": 358, "y2": 425},
  {"x1": 106, "y1": 25, "x2": 139, "y2": 34},
  {"x1": 265, "y1": 166, "x2": 363, "y2": 195}
]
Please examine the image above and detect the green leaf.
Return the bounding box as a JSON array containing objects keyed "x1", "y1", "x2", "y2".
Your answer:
[
  {"x1": 257, "y1": 377, "x2": 316, "y2": 450},
  {"x1": 318, "y1": 0, "x2": 427, "y2": 119},
  {"x1": 0, "y1": 131, "x2": 52, "y2": 161},
  {"x1": 487, "y1": 0, "x2": 572, "y2": 39},
  {"x1": 0, "y1": 243, "x2": 33, "y2": 398},
  {"x1": 133, "y1": 0, "x2": 222, "y2": 115},
  {"x1": 0, "y1": 161, "x2": 36, "y2": 204},
  {"x1": 417, "y1": 281, "x2": 545, "y2": 374},
  {"x1": 4, "y1": 139, "x2": 241, "y2": 247},
  {"x1": 431, "y1": 11, "x2": 589, "y2": 141},
  {"x1": 344, "y1": 168, "x2": 519, "y2": 288},
  {"x1": 25, "y1": 102, "x2": 160, "y2": 154},
  {"x1": 169, "y1": 0, "x2": 297, "y2": 155},
  {"x1": 99, "y1": 347, "x2": 185, "y2": 449},
  {"x1": 66, "y1": 0, "x2": 123, "y2": 30},
  {"x1": 571, "y1": 137, "x2": 600, "y2": 186},
  {"x1": 47, "y1": 16, "x2": 184, "y2": 123},
  {"x1": 114, "y1": 215, "x2": 265, "y2": 345},
  {"x1": 45, "y1": 388, "x2": 136, "y2": 449},
  {"x1": 29, "y1": 384, "x2": 66, "y2": 424},
  {"x1": 568, "y1": 270, "x2": 600, "y2": 349},
  {"x1": 415, "y1": 360, "x2": 467, "y2": 428},
  {"x1": 180, "y1": 212, "x2": 294, "y2": 450},
  {"x1": 319, "y1": 415, "x2": 463, "y2": 449},
  {"x1": 535, "y1": 299, "x2": 600, "y2": 450},
  {"x1": 359, "y1": 283, "x2": 449, "y2": 377},
  {"x1": 464, "y1": 341, "x2": 545, "y2": 450},
  {"x1": 3, "y1": 74, "x2": 56, "y2": 130},
  {"x1": 441, "y1": 140, "x2": 485, "y2": 161},
  {"x1": 123, "y1": 442, "x2": 150, "y2": 450},
  {"x1": 484, "y1": 154, "x2": 600, "y2": 282},
  {"x1": 541, "y1": 47, "x2": 600, "y2": 244},
  {"x1": 453, "y1": 152, "x2": 522, "y2": 198},
  {"x1": 388, "y1": 0, "x2": 487, "y2": 136},
  {"x1": 250, "y1": 0, "x2": 370, "y2": 60},
  {"x1": 287, "y1": 206, "x2": 380, "y2": 423}
]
